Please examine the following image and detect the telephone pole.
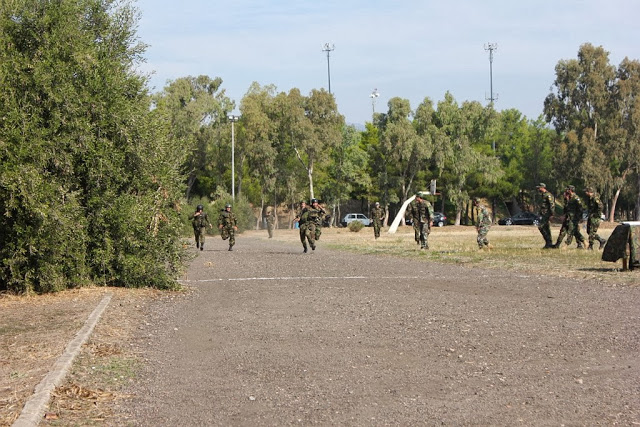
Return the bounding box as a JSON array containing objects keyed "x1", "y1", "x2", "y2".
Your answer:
[{"x1": 322, "y1": 43, "x2": 335, "y2": 94}]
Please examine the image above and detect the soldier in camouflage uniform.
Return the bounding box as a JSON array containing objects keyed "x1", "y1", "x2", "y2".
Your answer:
[
  {"x1": 408, "y1": 193, "x2": 423, "y2": 245},
  {"x1": 298, "y1": 199, "x2": 323, "y2": 253},
  {"x1": 536, "y1": 183, "x2": 555, "y2": 249},
  {"x1": 473, "y1": 198, "x2": 492, "y2": 250},
  {"x1": 218, "y1": 203, "x2": 238, "y2": 251},
  {"x1": 371, "y1": 202, "x2": 385, "y2": 239},
  {"x1": 192, "y1": 204, "x2": 212, "y2": 251},
  {"x1": 409, "y1": 192, "x2": 434, "y2": 249},
  {"x1": 584, "y1": 187, "x2": 607, "y2": 250},
  {"x1": 311, "y1": 199, "x2": 327, "y2": 241},
  {"x1": 266, "y1": 208, "x2": 276, "y2": 238},
  {"x1": 295, "y1": 201, "x2": 309, "y2": 252},
  {"x1": 563, "y1": 185, "x2": 586, "y2": 249},
  {"x1": 553, "y1": 190, "x2": 574, "y2": 248}
]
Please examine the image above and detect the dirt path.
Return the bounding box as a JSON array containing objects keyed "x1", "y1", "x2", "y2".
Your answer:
[{"x1": 112, "y1": 233, "x2": 640, "y2": 425}]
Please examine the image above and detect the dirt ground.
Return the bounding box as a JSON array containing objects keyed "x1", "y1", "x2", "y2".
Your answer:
[{"x1": 2, "y1": 225, "x2": 639, "y2": 425}]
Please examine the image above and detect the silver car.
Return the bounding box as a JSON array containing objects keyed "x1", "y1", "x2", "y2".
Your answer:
[{"x1": 341, "y1": 213, "x2": 371, "y2": 227}]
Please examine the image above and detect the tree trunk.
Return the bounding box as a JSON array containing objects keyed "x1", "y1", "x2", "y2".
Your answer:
[
  {"x1": 384, "y1": 204, "x2": 390, "y2": 227},
  {"x1": 185, "y1": 172, "x2": 196, "y2": 200},
  {"x1": 455, "y1": 210, "x2": 462, "y2": 226},
  {"x1": 636, "y1": 173, "x2": 640, "y2": 221},
  {"x1": 609, "y1": 187, "x2": 621, "y2": 222}
]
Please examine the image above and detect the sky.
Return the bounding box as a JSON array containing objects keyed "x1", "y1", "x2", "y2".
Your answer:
[{"x1": 134, "y1": 0, "x2": 640, "y2": 126}]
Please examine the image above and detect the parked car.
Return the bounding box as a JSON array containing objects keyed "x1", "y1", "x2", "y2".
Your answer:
[
  {"x1": 405, "y1": 212, "x2": 447, "y2": 227},
  {"x1": 498, "y1": 211, "x2": 541, "y2": 226},
  {"x1": 433, "y1": 212, "x2": 447, "y2": 227},
  {"x1": 341, "y1": 213, "x2": 371, "y2": 227}
]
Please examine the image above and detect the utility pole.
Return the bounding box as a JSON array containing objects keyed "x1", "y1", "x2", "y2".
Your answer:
[
  {"x1": 228, "y1": 114, "x2": 240, "y2": 200},
  {"x1": 322, "y1": 43, "x2": 335, "y2": 94},
  {"x1": 484, "y1": 42, "x2": 498, "y2": 151}
]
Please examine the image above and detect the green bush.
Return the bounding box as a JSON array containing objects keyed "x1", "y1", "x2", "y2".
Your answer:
[{"x1": 348, "y1": 221, "x2": 365, "y2": 232}]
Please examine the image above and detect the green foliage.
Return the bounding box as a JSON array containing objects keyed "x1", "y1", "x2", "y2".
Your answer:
[
  {"x1": 0, "y1": 0, "x2": 187, "y2": 293},
  {"x1": 190, "y1": 188, "x2": 254, "y2": 233},
  {"x1": 347, "y1": 221, "x2": 365, "y2": 232}
]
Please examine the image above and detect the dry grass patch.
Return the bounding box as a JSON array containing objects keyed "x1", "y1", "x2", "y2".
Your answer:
[
  {"x1": 0, "y1": 287, "x2": 167, "y2": 426},
  {"x1": 253, "y1": 223, "x2": 639, "y2": 287}
]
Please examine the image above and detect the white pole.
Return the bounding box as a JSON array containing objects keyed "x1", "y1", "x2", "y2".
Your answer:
[
  {"x1": 231, "y1": 120, "x2": 235, "y2": 201},
  {"x1": 387, "y1": 195, "x2": 416, "y2": 234}
]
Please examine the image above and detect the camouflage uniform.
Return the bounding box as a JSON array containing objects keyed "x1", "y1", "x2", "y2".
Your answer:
[
  {"x1": 564, "y1": 189, "x2": 585, "y2": 248},
  {"x1": 554, "y1": 192, "x2": 574, "y2": 247},
  {"x1": 192, "y1": 206, "x2": 211, "y2": 251},
  {"x1": 585, "y1": 188, "x2": 607, "y2": 250},
  {"x1": 409, "y1": 194, "x2": 434, "y2": 249},
  {"x1": 371, "y1": 203, "x2": 385, "y2": 239},
  {"x1": 312, "y1": 202, "x2": 327, "y2": 241},
  {"x1": 218, "y1": 205, "x2": 237, "y2": 251},
  {"x1": 266, "y1": 210, "x2": 275, "y2": 238},
  {"x1": 475, "y1": 201, "x2": 492, "y2": 249},
  {"x1": 536, "y1": 183, "x2": 554, "y2": 248},
  {"x1": 295, "y1": 202, "x2": 312, "y2": 253}
]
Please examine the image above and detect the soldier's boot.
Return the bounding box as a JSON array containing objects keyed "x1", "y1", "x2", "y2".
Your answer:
[
  {"x1": 228, "y1": 245, "x2": 233, "y2": 251},
  {"x1": 576, "y1": 242, "x2": 584, "y2": 249},
  {"x1": 599, "y1": 238, "x2": 607, "y2": 250},
  {"x1": 196, "y1": 242, "x2": 199, "y2": 249},
  {"x1": 311, "y1": 243, "x2": 316, "y2": 251},
  {"x1": 200, "y1": 244, "x2": 204, "y2": 251},
  {"x1": 303, "y1": 244, "x2": 308, "y2": 253}
]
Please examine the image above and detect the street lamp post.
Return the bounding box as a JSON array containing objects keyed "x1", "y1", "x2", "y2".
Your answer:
[
  {"x1": 369, "y1": 88, "x2": 379, "y2": 117},
  {"x1": 228, "y1": 114, "x2": 240, "y2": 200}
]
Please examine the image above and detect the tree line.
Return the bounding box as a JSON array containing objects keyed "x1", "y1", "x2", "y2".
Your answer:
[
  {"x1": 1, "y1": 0, "x2": 638, "y2": 293},
  {"x1": 171, "y1": 44, "x2": 639, "y2": 228}
]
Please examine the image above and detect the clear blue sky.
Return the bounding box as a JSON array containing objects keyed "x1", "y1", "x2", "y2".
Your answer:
[{"x1": 134, "y1": 0, "x2": 640, "y2": 126}]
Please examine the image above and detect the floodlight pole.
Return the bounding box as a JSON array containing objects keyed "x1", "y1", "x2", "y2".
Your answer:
[
  {"x1": 228, "y1": 114, "x2": 240, "y2": 200},
  {"x1": 322, "y1": 43, "x2": 335, "y2": 94},
  {"x1": 370, "y1": 88, "x2": 380, "y2": 117}
]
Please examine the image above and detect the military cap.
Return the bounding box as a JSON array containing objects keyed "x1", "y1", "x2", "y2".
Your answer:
[
  {"x1": 310, "y1": 198, "x2": 318, "y2": 204},
  {"x1": 584, "y1": 186, "x2": 594, "y2": 193},
  {"x1": 414, "y1": 192, "x2": 422, "y2": 198},
  {"x1": 536, "y1": 183, "x2": 546, "y2": 188},
  {"x1": 225, "y1": 203, "x2": 232, "y2": 208},
  {"x1": 375, "y1": 201, "x2": 380, "y2": 206},
  {"x1": 566, "y1": 185, "x2": 575, "y2": 192}
]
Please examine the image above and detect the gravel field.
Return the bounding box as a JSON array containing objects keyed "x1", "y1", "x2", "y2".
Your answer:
[{"x1": 105, "y1": 230, "x2": 640, "y2": 426}]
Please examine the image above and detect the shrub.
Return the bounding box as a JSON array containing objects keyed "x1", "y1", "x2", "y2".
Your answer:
[{"x1": 348, "y1": 221, "x2": 365, "y2": 232}]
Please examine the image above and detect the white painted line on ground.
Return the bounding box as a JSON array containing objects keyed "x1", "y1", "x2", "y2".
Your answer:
[
  {"x1": 180, "y1": 276, "x2": 424, "y2": 283},
  {"x1": 12, "y1": 294, "x2": 113, "y2": 427}
]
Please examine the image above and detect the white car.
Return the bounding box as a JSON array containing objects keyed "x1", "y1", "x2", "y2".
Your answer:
[{"x1": 341, "y1": 213, "x2": 371, "y2": 227}]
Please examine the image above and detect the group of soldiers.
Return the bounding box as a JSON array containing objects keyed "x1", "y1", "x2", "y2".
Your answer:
[
  {"x1": 536, "y1": 183, "x2": 607, "y2": 250},
  {"x1": 191, "y1": 203, "x2": 238, "y2": 252},
  {"x1": 294, "y1": 198, "x2": 328, "y2": 253},
  {"x1": 191, "y1": 183, "x2": 608, "y2": 253}
]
